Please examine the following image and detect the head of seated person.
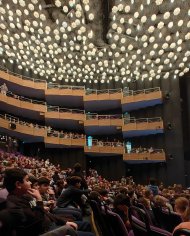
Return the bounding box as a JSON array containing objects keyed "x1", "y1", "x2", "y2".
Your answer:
[
  {"x1": 175, "y1": 197, "x2": 190, "y2": 221},
  {"x1": 67, "y1": 176, "x2": 82, "y2": 189},
  {"x1": 3, "y1": 168, "x2": 31, "y2": 196}
]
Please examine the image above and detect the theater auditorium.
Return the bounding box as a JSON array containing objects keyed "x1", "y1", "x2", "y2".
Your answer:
[{"x1": 0, "y1": 0, "x2": 190, "y2": 235}]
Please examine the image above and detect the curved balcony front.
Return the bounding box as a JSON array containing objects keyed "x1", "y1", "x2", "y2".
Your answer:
[
  {"x1": 0, "y1": 67, "x2": 45, "y2": 99},
  {"x1": 123, "y1": 149, "x2": 166, "y2": 163},
  {"x1": 84, "y1": 114, "x2": 123, "y2": 135},
  {"x1": 45, "y1": 106, "x2": 85, "y2": 130},
  {"x1": 0, "y1": 91, "x2": 46, "y2": 120},
  {"x1": 0, "y1": 114, "x2": 45, "y2": 142},
  {"x1": 84, "y1": 140, "x2": 124, "y2": 156},
  {"x1": 122, "y1": 87, "x2": 162, "y2": 112},
  {"x1": 0, "y1": 67, "x2": 163, "y2": 111},
  {"x1": 45, "y1": 84, "x2": 85, "y2": 107},
  {"x1": 84, "y1": 89, "x2": 122, "y2": 112},
  {"x1": 122, "y1": 117, "x2": 164, "y2": 138},
  {"x1": 45, "y1": 132, "x2": 85, "y2": 148},
  {"x1": 0, "y1": 113, "x2": 85, "y2": 147}
]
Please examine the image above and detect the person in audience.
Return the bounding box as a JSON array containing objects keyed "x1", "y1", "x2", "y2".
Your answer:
[
  {"x1": 174, "y1": 197, "x2": 190, "y2": 221},
  {"x1": 113, "y1": 193, "x2": 131, "y2": 231},
  {"x1": 70, "y1": 163, "x2": 88, "y2": 190},
  {"x1": 0, "y1": 83, "x2": 8, "y2": 95},
  {"x1": 3, "y1": 168, "x2": 94, "y2": 236},
  {"x1": 148, "y1": 178, "x2": 159, "y2": 196}
]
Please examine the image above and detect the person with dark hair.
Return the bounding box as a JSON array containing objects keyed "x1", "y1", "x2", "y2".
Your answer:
[
  {"x1": 57, "y1": 176, "x2": 90, "y2": 209},
  {"x1": 113, "y1": 193, "x2": 131, "y2": 231},
  {"x1": 70, "y1": 163, "x2": 88, "y2": 189},
  {"x1": 3, "y1": 168, "x2": 94, "y2": 236},
  {"x1": 148, "y1": 178, "x2": 159, "y2": 196}
]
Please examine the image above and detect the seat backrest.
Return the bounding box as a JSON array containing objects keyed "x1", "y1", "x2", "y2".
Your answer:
[
  {"x1": 173, "y1": 228, "x2": 190, "y2": 236},
  {"x1": 152, "y1": 206, "x2": 182, "y2": 232},
  {"x1": 105, "y1": 210, "x2": 128, "y2": 236},
  {"x1": 89, "y1": 200, "x2": 113, "y2": 236},
  {"x1": 129, "y1": 206, "x2": 172, "y2": 236}
]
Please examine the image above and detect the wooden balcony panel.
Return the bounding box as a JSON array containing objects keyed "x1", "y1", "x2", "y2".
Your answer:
[
  {"x1": 45, "y1": 89, "x2": 84, "y2": 97},
  {"x1": 20, "y1": 101, "x2": 45, "y2": 113},
  {"x1": 45, "y1": 112, "x2": 59, "y2": 119},
  {"x1": 121, "y1": 96, "x2": 134, "y2": 104},
  {"x1": 98, "y1": 146, "x2": 123, "y2": 154},
  {"x1": 150, "y1": 153, "x2": 166, "y2": 161},
  {"x1": 0, "y1": 70, "x2": 10, "y2": 81},
  {"x1": 16, "y1": 124, "x2": 34, "y2": 136},
  {"x1": 84, "y1": 120, "x2": 99, "y2": 126},
  {"x1": 109, "y1": 93, "x2": 122, "y2": 100},
  {"x1": 33, "y1": 128, "x2": 46, "y2": 137},
  {"x1": 5, "y1": 96, "x2": 21, "y2": 107},
  {"x1": 44, "y1": 136, "x2": 59, "y2": 145},
  {"x1": 146, "y1": 91, "x2": 162, "y2": 101},
  {"x1": 122, "y1": 123, "x2": 137, "y2": 131},
  {"x1": 83, "y1": 94, "x2": 98, "y2": 101},
  {"x1": 0, "y1": 117, "x2": 9, "y2": 128},
  {"x1": 59, "y1": 112, "x2": 85, "y2": 121},
  {"x1": 97, "y1": 94, "x2": 110, "y2": 100},
  {"x1": 71, "y1": 138, "x2": 85, "y2": 146},
  {"x1": 136, "y1": 122, "x2": 149, "y2": 130},
  {"x1": 59, "y1": 138, "x2": 72, "y2": 146},
  {"x1": 84, "y1": 146, "x2": 99, "y2": 153},
  {"x1": 148, "y1": 121, "x2": 163, "y2": 130},
  {"x1": 110, "y1": 119, "x2": 123, "y2": 126},
  {"x1": 34, "y1": 82, "x2": 46, "y2": 90},
  {"x1": 98, "y1": 119, "x2": 111, "y2": 126},
  {"x1": 123, "y1": 153, "x2": 150, "y2": 161}
]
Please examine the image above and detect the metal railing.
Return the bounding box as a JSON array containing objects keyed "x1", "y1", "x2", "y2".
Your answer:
[
  {"x1": 123, "y1": 87, "x2": 160, "y2": 97},
  {"x1": 86, "y1": 113, "x2": 123, "y2": 120},
  {"x1": 47, "y1": 105, "x2": 85, "y2": 114},
  {"x1": 0, "y1": 65, "x2": 161, "y2": 100},
  {"x1": 1, "y1": 113, "x2": 86, "y2": 139},
  {"x1": 85, "y1": 88, "x2": 122, "y2": 95},
  {"x1": 126, "y1": 148, "x2": 164, "y2": 154},
  {"x1": 90, "y1": 139, "x2": 124, "y2": 147},
  {"x1": 47, "y1": 83, "x2": 85, "y2": 90},
  {"x1": 5, "y1": 90, "x2": 46, "y2": 105},
  {"x1": 124, "y1": 117, "x2": 162, "y2": 124},
  {"x1": 0, "y1": 65, "x2": 46, "y2": 84}
]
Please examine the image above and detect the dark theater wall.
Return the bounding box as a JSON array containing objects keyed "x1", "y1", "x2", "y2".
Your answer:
[{"x1": 125, "y1": 77, "x2": 185, "y2": 186}]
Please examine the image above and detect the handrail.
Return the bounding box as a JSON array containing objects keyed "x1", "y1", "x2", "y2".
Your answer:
[
  {"x1": 47, "y1": 83, "x2": 85, "y2": 90},
  {"x1": 86, "y1": 113, "x2": 123, "y2": 120},
  {"x1": 126, "y1": 148, "x2": 164, "y2": 154},
  {"x1": 123, "y1": 87, "x2": 160, "y2": 97},
  {"x1": 124, "y1": 117, "x2": 162, "y2": 124},
  {"x1": 85, "y1": 88, "x2": 122, "y2": 95},
  {"x1": 1, "y1": 113, "x2": 86, "y2": 139},
  {"x1": 47, "y1": 106, "x2": 85, "y2": 114},
  {"x1": 90, "y1": 139, "x2": 124, "y2": 147},
  {"x1": 5, "y1": 90, "x2": 46, "y2": 105},
  {"x1": 0, "y1": 66, "x2": 161, "y2": 99}
]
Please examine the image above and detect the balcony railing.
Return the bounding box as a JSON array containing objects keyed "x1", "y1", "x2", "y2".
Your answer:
[
  {"x1": 85, "y1": 88, "x2": 122, "y2": 95},
  {"x1": 47, "y1": 83, "x2": 85, "y2": 91},
  {"x1": 47, "y1": 106, "x2": 85, "y2": 114},
  {"x1": 5, "y1": 90, "x2": 46, "y2": 105},
  {"x1": 123, "y1": 87, "x2": 160, "y2": 97},
  {"x1": 90, "y1": 139, "x2": 124, "y2": 147},
  {"x1": 86, "y1": 113, "x2": 123, "y2": 120},
  {"x1": 124, "y1": 117, "x2": 162, "y2": 124}
]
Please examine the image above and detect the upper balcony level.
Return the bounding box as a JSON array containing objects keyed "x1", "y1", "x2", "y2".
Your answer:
[
  {"x1": 0, "y1": 66, "x2": 163, "y2": 111},
  {"x1": 123, "y1": 148, "x2": 166, "y2": 163},
  {"x1": 122, "y1": 117, "x2": 164, "y2": 137},
  {"x1": 0, "y1": 90, "x2": 164, "y2": 136},
  {"x1": 0, "y1": 113, "x2": 166, "y2": 162}
]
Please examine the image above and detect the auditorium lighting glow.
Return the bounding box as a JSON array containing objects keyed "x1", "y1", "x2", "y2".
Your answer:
[{"x1": 0, "y1": 0, "x2": 189, "y2": 83}]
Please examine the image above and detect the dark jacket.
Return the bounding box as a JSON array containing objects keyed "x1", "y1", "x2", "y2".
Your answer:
[
  {"x1": 57, "y1": 186, "x2": 89, "y2": 208},
  {"x1": 7, "y1": 194, "x2": 66, "y2": 236}
]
